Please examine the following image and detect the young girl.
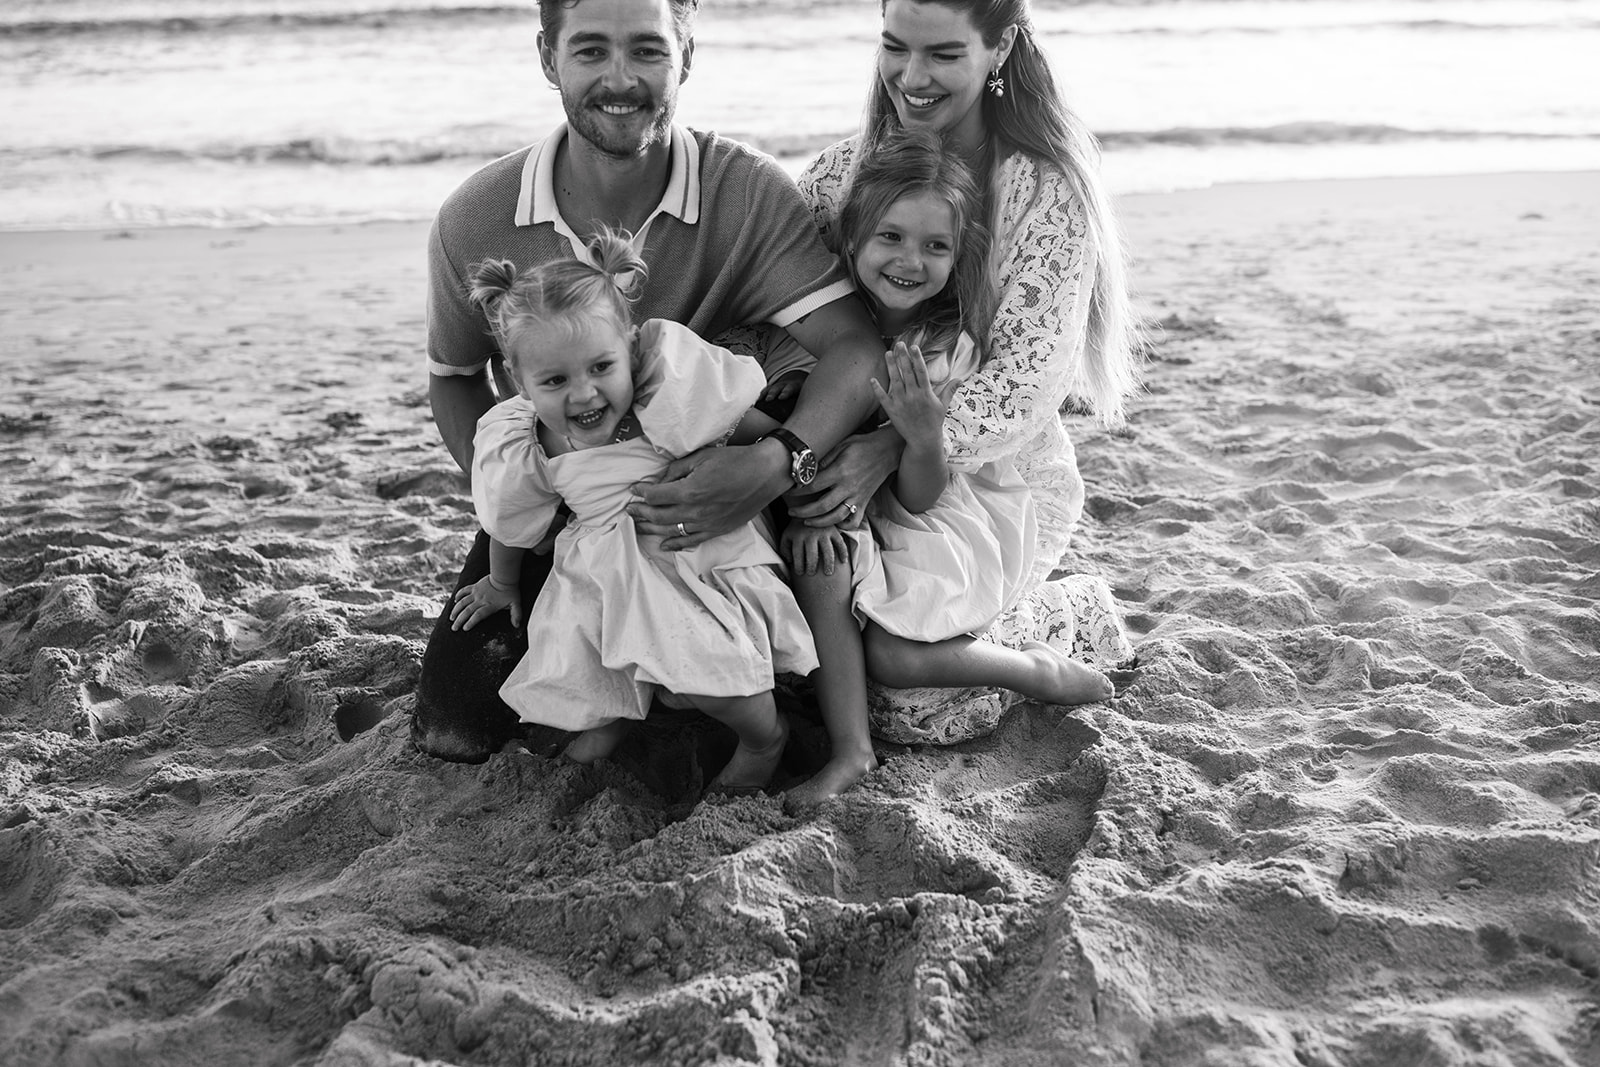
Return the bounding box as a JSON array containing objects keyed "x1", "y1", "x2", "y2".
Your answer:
[
  {"x1": 783, "y1": 128, "x2": 1112, "y2": 809},
  {"x1": 449, "y1": 229, "x2": 817, "y2": 794}
]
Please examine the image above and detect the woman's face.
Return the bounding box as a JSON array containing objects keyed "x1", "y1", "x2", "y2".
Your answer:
[{"x1": 877, "y1": 1, "x2": 1011, "y2": 154}]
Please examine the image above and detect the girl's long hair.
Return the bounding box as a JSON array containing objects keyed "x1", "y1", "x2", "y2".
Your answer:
[
  {"x1": 838, "y1": 126, "x2": 993, "y2": 361},
  {"x1": 467, "y1": 227, "x2": 647, "y2": 379},
  {"x1": 862, "y1": 0, "x2": 1141, "y2": 424}
]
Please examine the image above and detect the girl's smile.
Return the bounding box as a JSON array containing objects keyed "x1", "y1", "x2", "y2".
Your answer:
[
  {"x1": 506, "y1": 315, "x2": 637, "y2": 450},
  {"x1": 852, "y1": 191, "x2": 958, "y2": 336}
]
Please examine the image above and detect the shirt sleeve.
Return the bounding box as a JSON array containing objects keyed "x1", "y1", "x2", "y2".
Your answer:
[
  {"x1": 633, "y1": 320, "x2": 766, "y2": 456},
  {"x1": 717, "y1": 144, "x2": 852, "y2": 328},
  {"x1": 943, "y1": 157, "x2": 1097, "y2": 466},
  {"x1": 470, "y1": 398, "x2": 560, "y2": 548},
  {"x1": 426, "y1": 215, "x2": 498, "y2": 378}
]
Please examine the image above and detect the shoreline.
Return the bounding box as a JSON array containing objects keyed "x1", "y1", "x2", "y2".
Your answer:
[{"x1": 2, "y1": 167, "x2": 1596, "y2": 242}]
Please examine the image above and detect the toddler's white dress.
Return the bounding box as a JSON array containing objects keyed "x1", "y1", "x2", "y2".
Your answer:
[
  {"x1": 471, "y1": 320, "x2": 819, "y2": 732},
  {"x1": 846, "y1": 332, "x2": 1038, "y2": 641}
]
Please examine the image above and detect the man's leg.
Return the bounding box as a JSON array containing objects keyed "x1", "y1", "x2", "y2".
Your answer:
[{"x1": 412, "y1": 529, "x2": 555, "y2": 763}]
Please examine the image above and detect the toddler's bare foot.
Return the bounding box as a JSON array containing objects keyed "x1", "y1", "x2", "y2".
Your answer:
[
  {"x1": 1019, "y1": 642, "x2": 1114, "y2": 706},
  {"x1": 563, "y1": 719, "x2": 633, "y2": 764},
  {"x1": 784, "y1": 750, "x2": 879, "y2": 813},
  {"x1": 707, "y1": 715, "x2": 789, "y2": 796}
]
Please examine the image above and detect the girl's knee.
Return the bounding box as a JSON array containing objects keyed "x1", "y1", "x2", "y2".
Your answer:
[{"x1": 863, "y1": 628, "x2": 915, "y2": 688}]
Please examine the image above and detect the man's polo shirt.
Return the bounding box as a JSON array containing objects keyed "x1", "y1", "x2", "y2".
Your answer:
[{"x1": 427, "y1": 124, "x2": 852, "y2": 377}]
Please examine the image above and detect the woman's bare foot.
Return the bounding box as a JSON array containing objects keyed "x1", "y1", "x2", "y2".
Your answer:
[
  {"x1": 784, "y1": 750, "x2": 879, "y2": 813},
  {"x1": 1018, "y1": 642, "x2": 1114, "y2": 705},
  {"x1": 707, "y1": 714, "x2": 790, "y2": 796},
  {"x1": 563, "y1": 718, "x2": 634, "y2": 764}
]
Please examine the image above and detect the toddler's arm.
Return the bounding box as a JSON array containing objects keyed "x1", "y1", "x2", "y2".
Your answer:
[
  {"x1": 449, "y1": 537, "x2": 527, "y2": 631},
  {"x1": 873, "y1": 341, "x2": 949, "y2": 513},
  {"x1": 729, "y1": 407, "x2": 781, "y2": 446}
]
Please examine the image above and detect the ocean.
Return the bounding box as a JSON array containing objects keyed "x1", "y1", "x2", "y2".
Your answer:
[{"x1": 2, "y1": 0, "x2": 1597, "y2": 230}]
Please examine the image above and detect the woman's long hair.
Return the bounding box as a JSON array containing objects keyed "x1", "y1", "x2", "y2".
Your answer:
[
  {"x1": 862, "y1": 0, "x2": 1141, "y2": 424},
  {"x1": 838, "y1": 126, "x2": 994, "y2": 362}
]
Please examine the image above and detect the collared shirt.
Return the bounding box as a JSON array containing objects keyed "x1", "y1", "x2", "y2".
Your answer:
[{"x1": 427, "y1": 124, "x2": 851, "y2": 378}]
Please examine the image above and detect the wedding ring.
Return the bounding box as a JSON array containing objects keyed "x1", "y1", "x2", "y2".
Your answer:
[
  {"x1": 675, "y1": 522, "x2": 687, "y2": 536},
  {"x1": 844, "y1": 502, "x2": 858, "y2": 517}
]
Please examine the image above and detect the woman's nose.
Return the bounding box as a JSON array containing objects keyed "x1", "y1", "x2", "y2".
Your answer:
[{"x1": 901, "y1": 54, "x2": 932, "y2": 88}]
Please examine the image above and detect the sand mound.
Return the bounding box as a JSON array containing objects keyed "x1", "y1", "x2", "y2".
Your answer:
[{"x1": 2, "y1": 174, "x2": 1597, "y2": 1065}]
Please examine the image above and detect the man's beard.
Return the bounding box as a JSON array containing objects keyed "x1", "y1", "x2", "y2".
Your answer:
[{"x1": 563, "y1": 86, "x2": 674, "y2": 159}]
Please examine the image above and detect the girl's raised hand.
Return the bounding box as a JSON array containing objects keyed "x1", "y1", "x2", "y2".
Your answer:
[
  {"x1": 450, "y1": 575, "x2": 522, "y2": 632},
  {"x1": 870, "y1": 341, "x2": 945, "y2": 454}
]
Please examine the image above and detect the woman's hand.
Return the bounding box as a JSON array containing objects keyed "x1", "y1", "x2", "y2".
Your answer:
[
  {"x1": 450, "y1": 576, "x2": 522, "y2": 632},
  {"x1": 628, "y1": 439, "x2": 789, "y2": 549},
  {"x1": 787, "y1": 424, "x2": 904, "y2": 529},
  {"x1": 872, "y1": 341, "x2": 946, "y2": 453}
]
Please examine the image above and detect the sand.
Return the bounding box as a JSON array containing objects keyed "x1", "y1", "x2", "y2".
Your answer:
[{"x1": 1, "y1": 170, "x2": 1597, "y2": 1066}]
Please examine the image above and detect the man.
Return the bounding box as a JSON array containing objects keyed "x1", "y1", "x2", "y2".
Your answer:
[{"x1": 415, "y1": 0, "x2": 886, "y2": 762}]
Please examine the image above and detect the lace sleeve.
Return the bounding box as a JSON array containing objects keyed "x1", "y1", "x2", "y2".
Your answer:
[
  {"x1": 943, "y1": 155, "x2": 1097, "y2": 465},
  {"x1": 797, "y1": 139, "x2": 858, "y2": 254}
]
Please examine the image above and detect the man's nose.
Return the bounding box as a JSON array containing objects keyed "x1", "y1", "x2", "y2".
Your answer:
[{"x1": 602, "y1": 53, "x2": 637, "y2": 91}]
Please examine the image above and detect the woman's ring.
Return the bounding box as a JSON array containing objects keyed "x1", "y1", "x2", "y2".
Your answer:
[
  {"x1": 675, "y1": 522, "x2": 687, "y2": 536},
  {"x1": 844, "y1": 502, "x2": 858, "y2": 517}
]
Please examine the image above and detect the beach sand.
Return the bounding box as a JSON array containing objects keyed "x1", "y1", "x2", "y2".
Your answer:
[{"x1": 1, "y1": 170, "x2": 1596, "y2": 1066}]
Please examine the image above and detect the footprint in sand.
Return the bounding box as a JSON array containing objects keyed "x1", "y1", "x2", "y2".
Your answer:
[{"x1": 376, "y1": 469, "x2": 469, "y2": 501}]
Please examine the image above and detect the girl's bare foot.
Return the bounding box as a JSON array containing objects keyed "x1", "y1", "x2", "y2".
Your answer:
[
  {"x1": 1019, "y1": 642, "x2": 1114, "y2": 705},
  {"x1": 784, "y1": 750, "x2": 879, "y2": 813},
  {"x1": 563, "y1": 718, "x2": 634, "y2": 764},
  {"x1": 707, "y1": 715, "x2": 789, "y2": 796}
]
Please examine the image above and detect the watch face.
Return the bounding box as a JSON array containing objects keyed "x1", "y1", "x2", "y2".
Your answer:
[{"x1": 793, "y1": 450, "x2": 818, "y2": 486}]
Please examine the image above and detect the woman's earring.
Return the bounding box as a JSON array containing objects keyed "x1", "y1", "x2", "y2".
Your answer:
[{"x1": 987, "y1": 66, "x2": 1005, "y2": 97}]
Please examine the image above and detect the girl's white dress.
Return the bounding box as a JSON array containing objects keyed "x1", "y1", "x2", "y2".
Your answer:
[
  {"x1": 801, "y1": 139, "x2": 1137, "y2": 744},
  {"x1": 471, "y1": 319, "x2": 819, "y2": 732},
  {"x1": 846, "y1": 331, "x2": 1038, "y2": 642}
]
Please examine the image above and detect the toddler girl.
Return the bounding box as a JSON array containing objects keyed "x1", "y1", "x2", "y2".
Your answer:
[
  {"x1": 784, "y1": 128, "x2": 1111, "y2": 808},
  {"x1": 450, "y1": 229, "x2": 817, "y2": 793}
]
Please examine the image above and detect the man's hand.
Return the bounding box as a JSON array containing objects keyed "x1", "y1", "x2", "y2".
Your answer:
[
  {"x1": 782, "y1": 523, "x2": 848, "y2": 577},
  {"x1": 450, "y1": 576, "x2": 522, "y2": 631},
  {"x1": 628, "y1": 438, "x2": 789, "y2": 550}
]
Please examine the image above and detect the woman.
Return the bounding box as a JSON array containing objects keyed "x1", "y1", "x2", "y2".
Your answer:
[{"x1": 791, "y1": 0, "x2": 1141, "y2": 745}]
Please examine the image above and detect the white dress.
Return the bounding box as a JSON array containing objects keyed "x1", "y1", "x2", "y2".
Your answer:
[
  {"x1": 471, "y1": 320, "x2": 819, "y2": 732},
  {"x1": 801, "y1": 140, "x2": 1136, "y2": 744},
  {"x1": 846, "y1": 331, "x2": 1037, "y2": 641}
]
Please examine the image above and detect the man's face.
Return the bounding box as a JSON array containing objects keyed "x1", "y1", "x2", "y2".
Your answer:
[{"x1": 539, "y1": 0, "x2": 693, "y2": 159}]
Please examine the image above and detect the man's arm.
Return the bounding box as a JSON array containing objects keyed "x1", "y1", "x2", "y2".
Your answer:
[
  {"x1": 777, "y1": 295, "x2": 887, "y2": 458},
  {"x1": 429, "y1": 371, "x2": 498, "y2": 474},
  {"x1": 628, "y1": 295, "x2": 885, "y2": 546}
]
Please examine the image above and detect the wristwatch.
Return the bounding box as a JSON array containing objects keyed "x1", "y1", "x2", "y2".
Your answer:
[{"x1": 761, "y1": 427, "x2": 817, "y2": 487}]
